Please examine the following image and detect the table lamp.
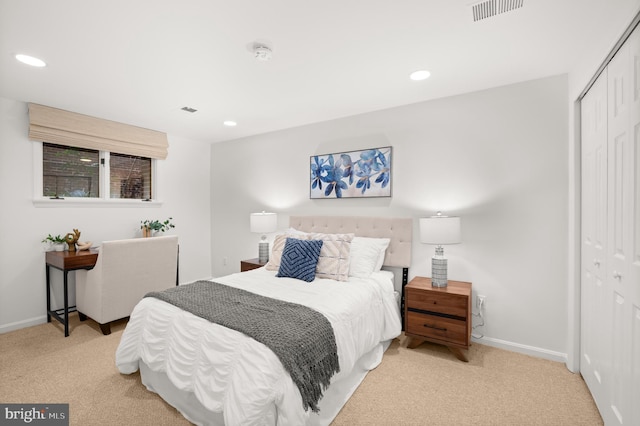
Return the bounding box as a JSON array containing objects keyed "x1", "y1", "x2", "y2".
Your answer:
[
  {"x1": 250, "y1": 211, "x2": 278, "y2": 263},
  {"x1": 420, "y1": 212, "x2": 461, "y2": 287}
]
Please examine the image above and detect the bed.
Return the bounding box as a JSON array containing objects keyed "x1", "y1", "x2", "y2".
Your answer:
[{"x1": 115, "y1": 216, "x2": 412, "y2": 425}]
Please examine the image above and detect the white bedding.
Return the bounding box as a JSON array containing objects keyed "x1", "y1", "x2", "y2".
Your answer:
[{"x1": 115, "y1": 267, "x2": 401, "y2": 425}]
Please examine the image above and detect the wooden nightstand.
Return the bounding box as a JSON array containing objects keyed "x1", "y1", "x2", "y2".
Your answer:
[
  {"x1": 404, "y1": 276, "x2": 472, "y2": 362},
  {"x1": 240, "y1": 258, "x2": 267, "y2": 272}
]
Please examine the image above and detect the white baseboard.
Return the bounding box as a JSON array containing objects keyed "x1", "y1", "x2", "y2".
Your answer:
[
  {"x1": 472, "y1": 335, "x2": 567, "y2": 364},
  {"x1": 0, "y1": 315, "x2": 48, "y2": 334}
]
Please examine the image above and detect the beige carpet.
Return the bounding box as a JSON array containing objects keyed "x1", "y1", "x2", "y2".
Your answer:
[{"x1": 0, "y1": 314, "x2": 602, "y2": 426}]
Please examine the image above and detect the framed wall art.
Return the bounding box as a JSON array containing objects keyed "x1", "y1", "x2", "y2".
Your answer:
[{"x1": 310, "y1": 146, "x2": 392, "y2": 199}]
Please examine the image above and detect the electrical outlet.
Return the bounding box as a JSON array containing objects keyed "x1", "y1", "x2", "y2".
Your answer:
[
  {"x1": 476, "y1": 295, "x2": 486, "y2": 310},
  {"x1": 223, "y1": 256, "x2": 228, "y2": 266}
]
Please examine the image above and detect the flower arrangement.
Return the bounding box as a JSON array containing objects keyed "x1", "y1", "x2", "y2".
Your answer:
[
  {"x1": 42, "y1": 234, "x2": 66, "y2": 251},
  {"x1": 140, "y1": 217, "x2": 175, "y2": 236},
  {"x1": 42, "y1": 234, "x2": 66, "y2": 244}
]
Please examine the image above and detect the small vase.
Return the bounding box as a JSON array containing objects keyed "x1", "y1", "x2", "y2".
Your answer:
[{"x1": 142, "y1": 227, "x2": 152, "y2": 238}]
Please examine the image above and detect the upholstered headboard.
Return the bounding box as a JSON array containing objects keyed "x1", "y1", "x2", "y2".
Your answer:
[{"x1": 289, "y1": 216, "x2": 412, "y2": 268}]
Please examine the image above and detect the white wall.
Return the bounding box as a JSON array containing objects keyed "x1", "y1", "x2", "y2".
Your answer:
[
  {"x1": 0, "y1": 97, "x2": 212, "y2": 333},
  {"x1": 211, "y1": 75, "x2": 569, "y2": 361}
]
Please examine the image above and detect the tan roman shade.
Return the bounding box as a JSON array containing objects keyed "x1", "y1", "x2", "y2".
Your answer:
[{"x1": 28, "y1": 103, "x2": 168, "y2": 160}]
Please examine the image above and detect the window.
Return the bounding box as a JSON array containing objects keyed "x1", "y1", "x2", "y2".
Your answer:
[
  {"x1": 109, "y1": 152, "x2": 152, "y2": 200},
  {"x1": 29, "y1": 103, "x2": 167, "y2": 206},
  {"x1": 39, "y1": 142, "x2": 155, "y2": 203},
  {"x1": 43, "y1": 143, "x2": 100, "y2": 198}
]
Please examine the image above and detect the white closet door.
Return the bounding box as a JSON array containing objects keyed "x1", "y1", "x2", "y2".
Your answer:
[
  {"x1": 626, "y1": 24, "x2": 640, "y2": 426},
  {"x1": 580, "y1": 67, "x2": 609, "y2": 414},
  {"x1": 607, "y1": 24, "x2": 640, "y2": 425},
  {"x1": 581, "y1": 24, "x2": 639, "y2": 426},
  {"x1": 607, "y1": 27, "x2": 634, "y2": 425}
]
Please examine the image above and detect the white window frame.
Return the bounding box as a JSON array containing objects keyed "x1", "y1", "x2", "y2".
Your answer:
[{"x1": 32, "y1": 141, "x2": 162, "y2": 207}]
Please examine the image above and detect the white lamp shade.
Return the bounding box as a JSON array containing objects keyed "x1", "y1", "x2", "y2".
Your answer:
[
  {"x1": 250, "y1": 212, "x2": 278, "y2": 233},
  {"x1": 420, "y1": 216, "x2": 461, "y2": 245}
]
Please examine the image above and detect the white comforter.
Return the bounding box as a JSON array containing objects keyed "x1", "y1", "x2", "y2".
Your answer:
[{"x1": 115, "y1": 268, "x2": 401, "y2": 425}]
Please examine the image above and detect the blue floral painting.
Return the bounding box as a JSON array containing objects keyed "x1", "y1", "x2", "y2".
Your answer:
[{"x1": 310, "y1": 147, "x2": 392, "y2": 199}]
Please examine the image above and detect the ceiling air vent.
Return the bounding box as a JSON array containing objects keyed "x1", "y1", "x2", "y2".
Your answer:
[
  {"x1": 471, "y1": 0, "x2": 524, "y2": 22},
  {"x1": 181, "y1": 106, "x2": 197, "y2": 113}
]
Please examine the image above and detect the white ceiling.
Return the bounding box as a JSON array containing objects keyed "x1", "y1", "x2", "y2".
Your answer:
[{"x1": 0, "y1": 1, "x2": 636, "y2": 144}]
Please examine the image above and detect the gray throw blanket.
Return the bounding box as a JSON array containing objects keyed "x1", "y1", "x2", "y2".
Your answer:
[{"x1": 145, "y1": 280, "x2": 340, "y2": 413}]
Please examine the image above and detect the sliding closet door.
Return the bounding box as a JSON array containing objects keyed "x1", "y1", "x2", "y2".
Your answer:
[{"x1": 580, "y1": 23, "x2": 639, "y2": 426}]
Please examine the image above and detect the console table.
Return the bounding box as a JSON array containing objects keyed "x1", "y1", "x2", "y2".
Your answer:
[{"x1": 45, "y1": 249, "x2": 98, "y2": 336}]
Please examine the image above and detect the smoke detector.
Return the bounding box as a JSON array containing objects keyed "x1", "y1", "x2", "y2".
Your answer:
[
  {"x1": 471, "y1": 0, "x2": 524, "y2": 22},
  {"x1": 253, "y1": 44, "x2": 273, "y2": 61}
]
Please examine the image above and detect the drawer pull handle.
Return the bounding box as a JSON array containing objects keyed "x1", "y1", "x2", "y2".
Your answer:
[{"x1": 424, "y1": 324, "x2": 447, "y2": 332}]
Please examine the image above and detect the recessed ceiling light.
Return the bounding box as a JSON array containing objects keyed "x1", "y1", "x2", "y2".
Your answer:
[
  {"x1": 410, "y1": 70, "x2": 431, "y2": 81},
  {"x1": 223, "y1": 120, "x2": 237, "y2": 127},
  {"x1": 15, "y1": 54, "x2": 46, "y2": 67}
]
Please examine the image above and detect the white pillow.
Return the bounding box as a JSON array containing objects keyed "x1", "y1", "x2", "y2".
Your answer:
[
  {"x1": 305, "y1": 232, "x2": 353, "y2": 281},
  {"x1": 373, "y1": 238, "x2": 390, "y2": 271},
  {"x1": 349, "y1": 237, "x2": 390, "y2": 277},
  {"x1": 265, "y1": 234, "x2": 290, "y2": 271}
]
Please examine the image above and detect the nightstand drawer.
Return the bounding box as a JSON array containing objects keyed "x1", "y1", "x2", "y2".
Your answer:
[
  {"x1": 406, "y1": 311, "x2": 467, "y2": 346},
  {"x1": 406, "y1": 288, "x2": 467, "y2": 319}
]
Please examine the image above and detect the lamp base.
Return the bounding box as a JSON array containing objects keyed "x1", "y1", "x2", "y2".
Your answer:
[
  {"x1": 258, "y1": 241, "x2": 270, "y2": 263},
  {"x1": 431, "y1": 257, "x2": 448, "y2": 287}
]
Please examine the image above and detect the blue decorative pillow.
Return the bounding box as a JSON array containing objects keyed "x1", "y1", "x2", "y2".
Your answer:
[{"x1": 276, "y1": 238, "x2": 323, "y2": 282}]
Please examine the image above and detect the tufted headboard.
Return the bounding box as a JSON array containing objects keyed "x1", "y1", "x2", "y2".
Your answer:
[
  {"x1": 289, "y1": 216, "x2": 412, "y2": 268},
  {"x1": 290, "y1": 215, "x2": 412, "y2": 328}
]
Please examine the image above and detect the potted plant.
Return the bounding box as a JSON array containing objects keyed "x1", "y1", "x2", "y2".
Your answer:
[
  {"x1": 42, "y1": 234, "x2": 66, "y2": 251},
  {"x1": 140, "y1": 217, "x2": 175, "y2": 237}
]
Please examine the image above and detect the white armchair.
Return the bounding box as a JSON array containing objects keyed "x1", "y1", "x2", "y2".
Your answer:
[{"x1": 76, "y1": 235, "x2": 179, "y2": 335}]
